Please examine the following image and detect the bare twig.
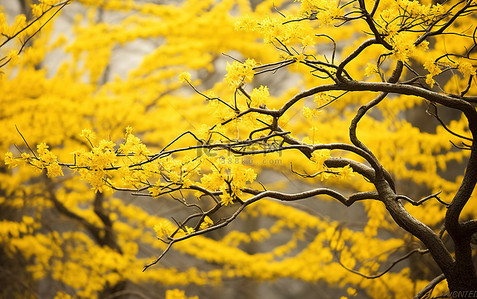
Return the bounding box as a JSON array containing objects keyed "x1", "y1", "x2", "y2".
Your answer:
[{"x1": 413, "y1": 274, "x2": 446, "y2": 299}]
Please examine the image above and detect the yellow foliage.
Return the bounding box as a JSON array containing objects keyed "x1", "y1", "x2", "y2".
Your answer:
[{"x1": 1, "y1": 0, "x2": 476, "y2": 298}]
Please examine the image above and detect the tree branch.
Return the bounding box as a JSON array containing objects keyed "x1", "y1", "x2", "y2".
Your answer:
[
  {"x1": 413, "y1": 274, "x2": 446, "y2": 299},
  {"x1": 335, "y1": 247, "x2": 429, "y2": 279}
]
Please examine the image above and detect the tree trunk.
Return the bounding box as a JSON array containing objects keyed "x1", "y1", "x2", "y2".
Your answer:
[
  {"x1": 446, "y1": 252, "x2": 477, "y2": 298},
  {"x1": 447, "y1": 271, "x2": 477, "y2": 299}
]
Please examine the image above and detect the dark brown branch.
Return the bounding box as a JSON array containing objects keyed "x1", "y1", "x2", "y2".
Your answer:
[
  {"x1": 315, "y1": 34, "x2": 337, "y2": 63},
  {"x1": 358, "y1": 0, "x2": 390, "y2": 48},
  {"x1": 242, "y1": 188, "x2": 378, "y2": 207},
  {"x1": 143, "y1": 187, "x2": 380, "y2": 269},
  {"x1": 336, "y1": 38, "x2": 379, "y2": 82},
  {"x1": 461, "y1": 75, "x2": 473, "y2": 97},
  {"x1": 383, "y1": 195, "x2": 455, "y2": 275},
  {"x1": 426, "y1": 102, "x2": 473, "y2": 142},
  {"x1": 415, "y1": 0, "x2": 474, "y2": 46},
  {"x1": 324, "y1": 157, "x2": 374, "y2": 181},
  {"x1": 396, "y1": 191, "x2": 449, "y2": 207}
]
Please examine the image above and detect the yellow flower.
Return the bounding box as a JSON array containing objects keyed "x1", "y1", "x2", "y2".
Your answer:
[
  {"x1": 235, "y1": 15, "x2": 256, "y2": 31},
  {"x1": 46, "y1": 162, "x2": 64, "y2": 178},
  {"x1": 294, "y1": 52, "x2": 306, "y2": 63},
  {"x1": 319, "y1": 171, "x2": 332, "y2": 181},
  {"x1": 388, "y1": 32, "x2": 416, "y2": 63},
  {"x1": 178, "y1": 72, "x2": 191, "y2": 83},
  {"x1": 153, "y1": 221, "x2": 174, "y2": 239},
  {"x1": 225, "y1": 59, "x2": 256, "y2": 89},
  {"x1": 199, "y1": 216, "x2": 214, "y2": 230},
  {"x1": 149, "y1": 185, "x2": 161, "y2": 197},
  {"x1": 425, "y1": 74, "x2": 435, "y2": 88},
  {"x1": 183, "y1": 226, "x2": 195, "y2": 235},
  {"x1": 250, "y1": 85, "x2": 269, "y2": 106},
  {"x1": 197, "y1": 124, "x2": 210, "y2": 141},
  {"x1": 339, "y1": 165, "x2": 354, "y2": 179},
  {"x1": 303, "y1": 106, "x2": 313, "y2": 119},
  {"x1": 220, "y1": 193, "x2": 234, "y2": 206},
  {"x1": 424, "y1": 59, "x2": 440, "y2": 76},
  {"x1": 53, "y1": 292, "x2": 72, "y2": 299},
  {"x1": 4, "y1": 152, "x2": 17, "y2": 168},
  {"x1": 457, "y1": 59, "x2": 475, "y2": 79},
  {"x1": 80, "y1": 129, "x2": 96, "y2": 142},
  {"x1": 31, "y1": 4, "x2": 43, "y2": 18},
  {"x1": 311, "y1": 149, "x2": 331, "y2": 167},
  {"x1": 166, "y1": 289, "x2": 186, "y2": 299},
  {"x1": 37, "y1": 142, "x2": 49, "y2": 156},
  {"x1": 364, "y1": 63, "x2": 378, "y2": 77},
  {"x1": 301, "y1": 35, "x2": 316, "y2": 47}
]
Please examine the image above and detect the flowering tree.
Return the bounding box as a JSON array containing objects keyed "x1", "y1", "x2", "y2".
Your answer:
[{"x1": 2, "y1": 0, "x2": 477, "y2": 298}]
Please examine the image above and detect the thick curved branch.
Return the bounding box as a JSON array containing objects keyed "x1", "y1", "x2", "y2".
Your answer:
[
  {"x1": 278, "y1": 80, "x2": 477, "y2": 132},
  {"x1": 445, "y1": 142, "x2": 477, "y2": 254},
  {"x1": 242, "y1": 188, "x2": 379, "y2": 207},
  {"x1": 349, "y1": 92, "x2": 387, "y2": 163},
  {"x1": 357, "y1": 0, "x2": 391, "y2": 48},
  {"x1": 324, "y1": 157, "x2": 396, "y2": 192},
  {"x1": 383, "y1": 193, "x2": 455, "y2": 274},
  {"x1": 324, "y1": 157, "x2": 374, "y2": 180},
  {"x1": 343, "y1": 81, "x2": 477, "y2": 125},
  {"x1": 348, "y1": 60, "x2": 403, "y2": 163},
  {"x1": 342, "y1": 81, "x2": 477, "y2": 241},
  {"x1": 336, "y1": 38, "x2": 379, "y2": 82}
]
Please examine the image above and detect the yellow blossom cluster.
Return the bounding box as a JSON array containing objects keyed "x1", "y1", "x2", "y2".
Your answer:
[
  {"x1": 178, "y1": 72, "x2": 192, "y2": 83},
  {"x1": 387, "y1": 32, "x2": 417, "y2": 63},
  {"x1": 117, "y1": 127, "x2": 150, "y2": 159},
  {"x1": 455, "y1": 58, "x2": 476, "y2": 79},
  {"x1": 311, "y1": 149, "x2": 331, "y2": 168},
  {"x1": 235, "y1": 12, "x2": 318, "y2": 49},
  {"x1": 1, "y1": 0, "x2": 476, "y2": 298},
  {"x1": 225, "y1": 58, "x2": 256, "y2": 89},
  {"x1": 199, "y1": 216, "x2": 214, "y2": 230},
  {"x1": 200, "y1": 157, "x2": 257, "y2": 205},
  {"x1": 250, "y1": 85, "x2": 269, "y2": 107},
  {"x1": 5, "y1": 143, "x2": 63, "y2": 178}
]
